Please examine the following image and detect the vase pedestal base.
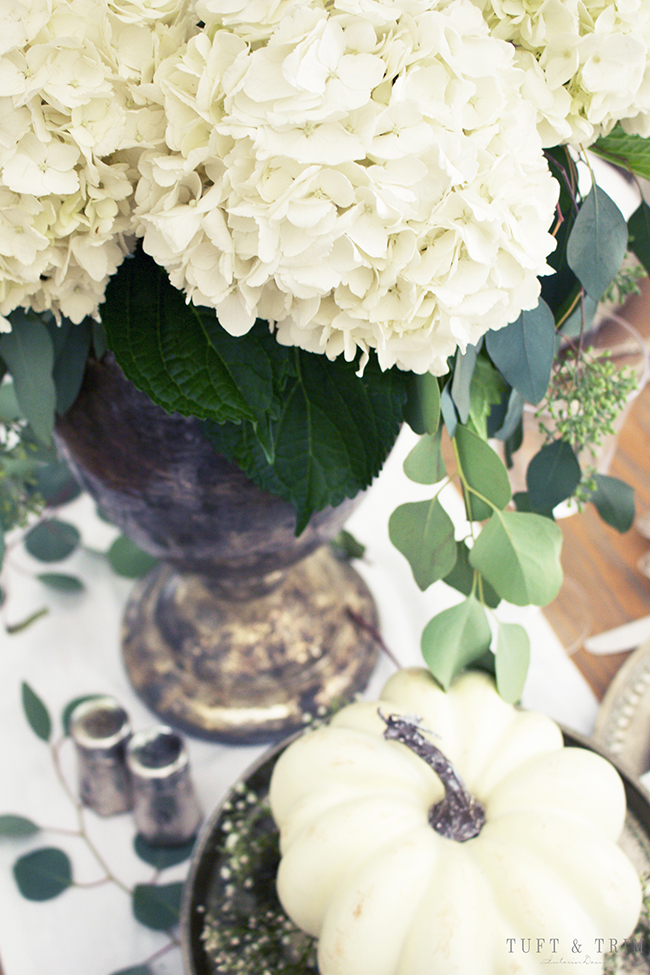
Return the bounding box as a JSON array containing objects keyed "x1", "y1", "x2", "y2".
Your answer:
[{"x1": 121, "y1": 547, "x2": 380, "y2": 744}]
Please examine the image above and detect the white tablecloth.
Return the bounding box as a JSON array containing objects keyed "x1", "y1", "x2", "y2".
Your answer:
[{"x1": 0, "y1": 428, "x2": 599, "y2": 975}]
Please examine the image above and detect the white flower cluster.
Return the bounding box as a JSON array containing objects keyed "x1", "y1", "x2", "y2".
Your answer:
[
  {"x1": 470, "y1": 0, "x2": 650, "y2": 147},
  {"x1": 135, "y1": 0, "x2": 559, "y2": 374},
  {"x1": 0, "y1": 0, "x2": 192, "y2": 328}
]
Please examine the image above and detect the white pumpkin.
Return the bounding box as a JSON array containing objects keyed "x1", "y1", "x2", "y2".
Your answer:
[{"x1": 269, "y1": 668, "x2": 641, "y2": 975}]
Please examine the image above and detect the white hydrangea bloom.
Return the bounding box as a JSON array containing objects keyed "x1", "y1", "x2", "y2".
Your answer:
[
  {"x1": 0, "y1": 0, "x2": 193, "y2": 325},
  {"x1": 469, "y1": 0, "x2": 650, "y2": 146},
  {"x1": 136, "y1": 0, "x2": 558, "y2": 374}
]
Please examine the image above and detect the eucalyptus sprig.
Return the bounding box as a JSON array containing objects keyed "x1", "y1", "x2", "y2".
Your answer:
[{"x1": 0, "y1": 683, "x2": 192, "y2": 975}]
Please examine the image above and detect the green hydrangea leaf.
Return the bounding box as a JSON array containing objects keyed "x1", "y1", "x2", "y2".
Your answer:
[
  {"x1": 102, "y1": 247, "x2": 286, "y2": 426},
  {"x1": 469, "y1": 510, "x2": 563, "y2": 606},
  {"x1": 13, "y1": 847, "x2": 72, "y2": 901},
  {"x1": 567, "y1": 185, "x2": 628, "y2": 301},
  {"x1": 389, "y1": 497, "x2": 457, "y2": 591},
  {"x1": 592, "y1": 125, "x2": 650, "y2": 181},
  {"x1": 421, "y1": 596, "x2": 492, "y2": 690},
  {"x1": 203, "y1": 351, "x2": 406, "y2": 533}
]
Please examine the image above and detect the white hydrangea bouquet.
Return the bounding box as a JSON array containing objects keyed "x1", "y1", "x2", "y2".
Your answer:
[{"x1": 2, "y1": 0, "x2": 650, "y2": 698}]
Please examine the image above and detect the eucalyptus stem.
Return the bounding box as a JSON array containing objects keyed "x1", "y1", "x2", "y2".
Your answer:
[
  {"x1": 51, "y1": 736, "x2": 132, "y2": 895},
  {"x1": 380, "y1": 711, "x2": 485, "y2": 842}
]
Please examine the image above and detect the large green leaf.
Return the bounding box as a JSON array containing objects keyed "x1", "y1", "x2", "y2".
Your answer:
[
  {"x1": 494, "y1": 622, "x2": 530, "y2": 703},
  {"x1": 592, "y1": 125, "x2": 650, "y2": 181},
  {"x1": 485, "y1": 300, "x2": 555, "y2": 406},
  {"x1": 13, "y1": 847, "x2": 72, "y2": 901},
  {"x1": 102, "y1": 248, "x2": 283, "y2": 426},
  {"x1": 106, "y1": 248, "x2": 407, "y2": 531},
  {"x1": 421, "y1": 596, "x2": 492, "y2": 690},
  {"x1": 469, "y1": 510, "x2": 563, "y2": 606},
  {"x1": 454, "y1": 425, "x2": 511, "y2": 521},
  {"x1": 590, "y1": 474, "x2": 635, "y2": 532},
  {"x1": 566, "y1": 185, "x2": 628, "y2": 301},
  {"x1": 0, "y1": 312, "x2": 56, "y2": 443},
  {"x1": 388, "y1": 497, "x2": 457, "y2": 591},
  {"x1": 204, "y1": 351, "x2": 406, "y2": 533},
  {"x1": 526, "y1": 439, "x2": 581, "y2": 514}
]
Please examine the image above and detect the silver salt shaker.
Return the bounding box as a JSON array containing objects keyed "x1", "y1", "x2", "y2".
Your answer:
[
  {"x1": 126, "y1": 727, "x2": 202, "y2": 846},
  {"x1": 69, "y1": 696, "x2": 133, "y2": 816}
]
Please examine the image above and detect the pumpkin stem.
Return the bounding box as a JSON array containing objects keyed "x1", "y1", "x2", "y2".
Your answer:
[{"x1": 380, "y1": 711, "x2": 485, "y2": 842}]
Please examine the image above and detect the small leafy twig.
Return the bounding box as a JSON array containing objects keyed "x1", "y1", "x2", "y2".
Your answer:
[{"x1": 1, "y1": 682, "x2": 192, "y2": 975}]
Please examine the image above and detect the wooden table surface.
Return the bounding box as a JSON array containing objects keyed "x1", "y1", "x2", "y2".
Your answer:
[{"x1": 543, "y1": 282, "x2": 650, "y2": 700}]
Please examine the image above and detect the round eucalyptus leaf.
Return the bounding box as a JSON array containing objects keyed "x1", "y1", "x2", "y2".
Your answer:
[
  {"x1": 134, "y1": 834, "x2": 195, "y2": 869},
  {"x1": 107, "y1": 536, "x2": 158, "y2": 578},
  {"x1": 421, "y1": 597, "x2": 492, "y2": 691},
  {"x1": 469, "y1": 510, "x2": 563, "y2": 607},
  {"x1": 13, "y1": 847, "x2": 72, "y2": 901},
  {"x1": 132, "y1": 882, "x2": 183, "y2": 931},
  {"x1": 0, "y1": 814, "x2": 40, "y2": 838},
  {"x1": 34, "y1": 462, "x2": 81, "y2": 506},
  {"x1": 526, "y1": 439, "x2": 581, "y2": 513},
  {"x1": 24, "y1": 519, "x2": 80, "y2": 563},
  {"x1": 590, "y1": 474, "x2": 635, "y2": 533},
  {"x1": 389, "y1": 498, "x2": 457, "y2": 592},
  {"x1": 37, "y1": 573, "x2": 85, "y2": 593},
  {"x1": 402, "y1": 430, "x2": 445, "y2": 485}
]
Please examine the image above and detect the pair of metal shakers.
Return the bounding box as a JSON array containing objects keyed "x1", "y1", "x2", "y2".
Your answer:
[{"x1": 69, "y1": 696, "x2": 202, "y2": 847}]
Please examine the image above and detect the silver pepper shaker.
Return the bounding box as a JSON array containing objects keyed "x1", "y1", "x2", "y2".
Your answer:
[
  {"x1": 126, "y1": 727, "x2": 202, "y2": 846},
  {"x1": 69, "y1": 696, "x2": 133, "y2": 816}
]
